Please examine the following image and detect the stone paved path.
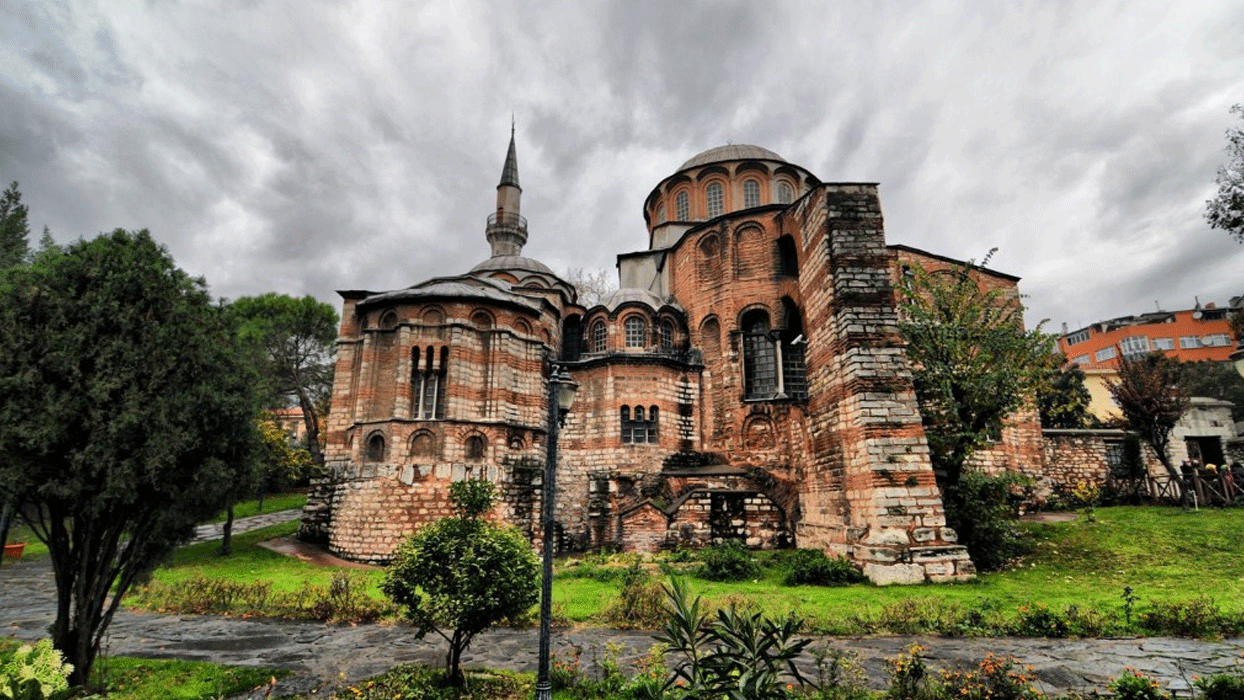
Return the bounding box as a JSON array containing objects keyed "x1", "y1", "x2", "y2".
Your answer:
[{"x1": 2, "y1": 513, "x2": 1242, "y2": 698}]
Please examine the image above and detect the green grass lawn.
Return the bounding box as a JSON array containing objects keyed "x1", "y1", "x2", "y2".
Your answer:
[{"x1": 207, "y1": 491, "x2": 308, "y2": 523}]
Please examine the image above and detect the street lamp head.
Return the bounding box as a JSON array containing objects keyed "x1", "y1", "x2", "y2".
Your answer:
[{"x1": 550, "y1": 364, "x2": 578, "y2": 423}]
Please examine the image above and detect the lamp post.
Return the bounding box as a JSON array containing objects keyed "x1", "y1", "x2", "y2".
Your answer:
[{"x1": 535, "y1": 364, "x2": 577, "y2": 700}]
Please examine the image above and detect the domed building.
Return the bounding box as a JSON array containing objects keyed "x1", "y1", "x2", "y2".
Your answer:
[{"x1": 307, "y1": 133, "x2": 1041, "y2": 584}]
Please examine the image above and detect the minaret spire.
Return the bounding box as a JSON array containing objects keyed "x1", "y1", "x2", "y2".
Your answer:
[{"x1": 487, "y1": 123, "x2": 527, "y2": 258}]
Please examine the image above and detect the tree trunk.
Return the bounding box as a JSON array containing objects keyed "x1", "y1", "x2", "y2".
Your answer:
[
  {"x1": 296, "y1": 389, "x2": 324, "y2": 468},
  {"x1": 0, "y1": 499, "x2": 14, "y2": 553},
  {"x1": 220, "y1": 502, "x2": 235, "y2": 556}
]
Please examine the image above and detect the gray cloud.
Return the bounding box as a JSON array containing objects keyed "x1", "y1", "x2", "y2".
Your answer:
[{"x1": 1, "y1": 0, "x2": 1242, "y2": 331}]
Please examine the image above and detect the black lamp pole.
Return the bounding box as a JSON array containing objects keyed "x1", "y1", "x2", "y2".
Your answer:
[{"x1": 535, "y1": 364, "x2": 574, "y2": 700}]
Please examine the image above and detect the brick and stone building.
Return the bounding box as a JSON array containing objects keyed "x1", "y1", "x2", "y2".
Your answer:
[{"x1": 305, "y1": 135, "x2": 1056, "y2": 583}]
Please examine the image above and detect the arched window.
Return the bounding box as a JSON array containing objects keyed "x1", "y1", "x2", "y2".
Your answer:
[
  {"x1": 659, "y1": 320, "x2": 675, "y2": 350},
  {"x1": 378, "y1": 310, "x2": 398, "y2": 330},
  {"x1": 777, "y1": 182, "x2": 794, "y2": 204},
  {"x1": 656, "y1": 203, "x2": 666, "y2": 223},
  {"x1": 561, "y1": 316, "x2": 583, "y2": 362},
  {"x1": 621, "y1": 405, "x2": 660, "y2": 444},
  {"x1": 742, "y1": 310, "x2": 777, "y2": 400},
  {"x1": 743, "y1": 179, "x2": 761, "y2": 208},
  {"x1": 471, "y1": 310, "x2": 494, "y2": 329},
  {"x1": 365, "y1": 433, "x2": 386, "y2": 462},
  {"x1": 706, "y1": 182, "x2": 724, "y2": 218},
  {"x1": 624, "y1": 316, "x2": 647, "y2": 348},
  {"x1": 411, "y1": 346, "x2": 448, "y2": 419},
  {"x1": 675, "y1": 191, "x2": 689, "y2": 220},
  {"x1": 646, "y1": 406, "x2": 659, "y2": 443},
  {"x1": 591, "y1": 320, "x2": 607, "y2": 353},
  {"x1": 465, "y1": 435, "x2": 487, "y2": 461},
  {"x1": 620, "y1": 406, "x2": 631, "y2": 443},
  {"x1": 410, "y1": 431, "x2": 436, "y2": 458}
]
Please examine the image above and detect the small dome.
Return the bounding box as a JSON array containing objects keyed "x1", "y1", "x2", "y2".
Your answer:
[
  {"x1": 678, "y1": 144, "x2": 787, "y2": 171},
  {"x1": 469, "y1": 255, "x2": 554, "y2": 276}
]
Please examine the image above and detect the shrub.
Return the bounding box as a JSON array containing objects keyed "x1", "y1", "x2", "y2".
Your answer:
[
  {"x1": 695, "y1": 539, "x2": 761, "y2": 582},
  {"x1": 1011, "y1": 602, "x2": 1071, "y2": 638},
  {"x1": 937, "y1": 653, "x2": 1041, "y2": 700},
  {"x1": 1139, "y1": 596, "x2": 1235, "y2": 638},
  {"x1": 602, "y1": 562, "x2": 668, "y2": 628},
  {"x1": 884, "y1": 644, "x2": 939, "y2": 700},
  {"x1": 782, "y1": 549, "x2": 866, "y2": 587},
  {"x1": 1194, "y1": 670, "x2": 1244, "y2": 700},
  {"x1": 809, "y1": 646, "x2": 870, "y2": 700},
  {"x1": 943, "y1": 471, "x2": 1030, "y2": 572},
  {"x1": 1109, "y1": 669, "x2": 1171, "y2": 700},
  {"x1": 0, "y1": 639, "x2": 73, "y2": 700}
]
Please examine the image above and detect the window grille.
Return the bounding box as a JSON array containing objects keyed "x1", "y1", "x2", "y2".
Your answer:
[
  {"x1": 743, "y1": 179, "x2": 760, "y2": 208},
  {"x1": 706, "y1": 182, "x2": 723, "y2": 218}
]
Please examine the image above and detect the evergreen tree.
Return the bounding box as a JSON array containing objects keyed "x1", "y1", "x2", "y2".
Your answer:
[
  {"x1": 0, "y1": 230, "x2": 258, "y2": 686},
  {"x1": 0, "y1": 181, "x2": 30, "y2": 268}
]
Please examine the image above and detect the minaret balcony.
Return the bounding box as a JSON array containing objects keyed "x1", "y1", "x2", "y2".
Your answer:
[{"x1": 487, "y1": 212, "x2": 528, "y2": 234}]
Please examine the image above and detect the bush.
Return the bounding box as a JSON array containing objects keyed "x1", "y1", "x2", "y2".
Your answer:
[
  {"x1": 1138, "y1": 596, "x2": 1241, "y2": 638},
  {"x1": 0, "y1": 639, "x2": 73, "y2": 700},
  {"x1": 943, "y1": 471, "x2": 1030, "y2": 572},
  {"x1": 602, "y1": 562, "x2": 668, "y2": 628},
  {"x1": 695, "y1": 539, "x2": 761, "y2": 582},
  {"x1": 937, "y1": 653, "x2": 1041, "y2": 700},
  {"x1": 782, "y1": 548, "x2": 866, "y2": 587},
  {"x1": 1109, "y1": 669, "x2": 1171, "y2": 700},
  {"x1": 1194, "y1": 671, "x2": 1244, "y2": 700}
]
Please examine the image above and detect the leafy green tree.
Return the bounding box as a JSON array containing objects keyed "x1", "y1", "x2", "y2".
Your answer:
[
  {"x1": 1175, "y1": 360, "x2": 1244, "y2": 423},
  {"x1": 219, "y1": 417, "x2": 314, "y2": 555},
  {"x1": 1108, "y1": 353, "x2": 1190, "y2": 508},
  {"x1": 0, "y1": 229, "x2": 259, "y2": 686},
  {"x1": 1036, "y1": 358, "x2": 1095, "y2": 429},
  {"x1": 382, "y1": 480, "x2": 539, "y2": 687},
  {"x1": 1206, "y1": 104, "x2": 1244, "y2": 242},
  {"x1": 228, "y1": 293, "x2": 336, "y2": 467},
  {"x1": 0, "y1": 181, "x2": 29, "y2": 268},
  {"x1": 897, "y1": 252, "x2": 1053, "y2": 490}
]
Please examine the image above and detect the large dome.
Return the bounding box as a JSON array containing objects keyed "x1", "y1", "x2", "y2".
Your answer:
[
  {"x1": 678, "y1": 144, "x2": 787, "y2": 171},
  {"x1": 469, "y1": 254, "x2": 554, "y2": 276}
]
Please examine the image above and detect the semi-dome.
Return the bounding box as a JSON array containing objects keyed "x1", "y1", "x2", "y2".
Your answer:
[
  {"x1": 677, "y1": 144, "x2": 787, "y2": 171},
  {"x1": 598, "y1": 287, "x2": 682, "y2": 313}
]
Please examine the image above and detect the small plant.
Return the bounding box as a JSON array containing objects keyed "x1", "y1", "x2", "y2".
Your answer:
[
  {"x1": 1071, "y1": 480, "x2": 1100, "y2": 522},
  {"x1": 1194, "y1": 667, "x2": 1244, "y2": 700},
  {"x1": 1121, "y1": 586, "x2": 1139, "y2": 627},
  {"x1": 695, "y1": 539, "x2": 761, "y2": 582},
  {"x1": 884, "y1": 644, "x2": 937, "y2": 700},
  {"x1": 782, "y1": 548, "x2": 867, "y2": 587},
  {"x1": 1011, "y1": 602, "x2": 1071, "y2": 638},
  {"x1": 1139, "y1": 596, "x2": 1233, "y2": 638},
  {"x1": 1109, "y1": 668, "x2": 1171, "y2": 700},
  {"x1": 810, "y1": 645, "x2": 870, "y2": 700},
  {"x1": 938, "y1": 653, "x2": 1041, "y2": 700},
  {"x1": 602, "y1": 561, "x2": 668, "y2": 629},
  {"x1": 0, "y1": 639, "x2": 73, "y2": 700}
]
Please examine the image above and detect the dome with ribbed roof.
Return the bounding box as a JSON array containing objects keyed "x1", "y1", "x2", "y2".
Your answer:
[
  {"x1": 470, "y1": 255, "x2": 554, "y2": 276},
  {"x1": 678, "y1": 145, "x2": 787, "y2": 171}
]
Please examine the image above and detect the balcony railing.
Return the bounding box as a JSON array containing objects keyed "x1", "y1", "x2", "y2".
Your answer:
[{"x1": 487, "y1": 212, "x2": 528, "y2": 233}]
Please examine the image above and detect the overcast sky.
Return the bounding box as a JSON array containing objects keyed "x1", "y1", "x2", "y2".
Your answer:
[{"x1": 4, "y1": 0, "x2": 1243, "y2": 334}]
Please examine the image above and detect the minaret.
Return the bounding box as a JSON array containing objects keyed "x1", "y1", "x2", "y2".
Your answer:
[{"x1": 486, "y1": 123, "x2": 528, "y2": 257}]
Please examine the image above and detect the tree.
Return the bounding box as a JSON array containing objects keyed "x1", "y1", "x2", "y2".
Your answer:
[
  {"x1": 382, "y1": 480, "x2": 539, "y2": 687},
  {"x1": 0, "y1": 229, "x2": 258, "y2": 686},
  {"x1": 0, "y1": 181, "x2": 29, "y2": 268},
  {"x1": 1175, "y1": 360, "x2": 1244, "y2": 423},
  {"x1": 1036, "y1": 358, "x2": 1095, "y2": 429},
  {"x1": 1206, "y1": 104, "x2": 1244, "y2": 242},
  {"x1": 897, "y1": 252, "x2": 1054, "y2": 490},
  {"x1": 228, "y1": 293, "x2": 337, "y2": 467},
  {"x1": 1107, "y1": 352, "x2": 1191, "y2": 507},
  {"x1": 220, "y1": 417, "x2": 313, "y2": 555},
  {"x1": 563, "y1": 266, "x2": 616, "y2": 307}
]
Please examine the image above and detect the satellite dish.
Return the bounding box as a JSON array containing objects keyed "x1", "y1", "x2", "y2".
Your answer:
[{"x1": 1192, "y1": 311, "x2": 1203, "y2": 319}]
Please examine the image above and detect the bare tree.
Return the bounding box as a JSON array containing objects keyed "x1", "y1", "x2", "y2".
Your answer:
[{"x1": 563, "y1": 266, "x2": 615, "y2": 307}]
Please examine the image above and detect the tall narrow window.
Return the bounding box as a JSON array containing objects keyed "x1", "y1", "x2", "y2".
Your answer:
[
  {"x1": 620, "y1": 406, "x2": 632, "y2": 443},
  {"x1": 646, "y1": 406, "x2": 659, "y2": 443},
  {"x1": 742, "y1": 310, "x2": 777, "y2": 400},
  {"x1": 591, "y1": 320, "x2": 607, "y2": 353},
  {"x1": 781, "y1": 299, "x2": 808, "y2": 401},
  {"x1": 777, "y1": 236, "x2": 799, "y2": 278},
  {"x1": 624, "y1": 316, "x2": 647, "y2": 348},
  {"x1": 675, "y1": 191, "x2": 689, "y2": 220},
  {"x1": 743, "y1": 179, "x2": 760, "y2": 208},
  {"x1": 656, "y1": 204, "x2": 666, "y2": 223},
  {"x1": 562, "y1": 317, "x2": 583, "y2": 362},
  {"x1": 777, "y1": 182, "x2": 794, "y2": 204},
  {"x1": 659, "y1": 320, "x2": 674, "y2": 350},
  {"x1": 706, "y1": 182, "x2": 724, "y2": 218},
  {"x1": 411, "y1": 346, "x2": 448, "y2": 419}
]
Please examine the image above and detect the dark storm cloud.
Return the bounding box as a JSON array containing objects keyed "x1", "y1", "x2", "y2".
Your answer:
[{"x1": 3, "y1": 0, "x2": 1243, "y2": 331}]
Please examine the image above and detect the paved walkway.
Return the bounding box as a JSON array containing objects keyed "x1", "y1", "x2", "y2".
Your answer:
[{"x1": 2, "y1": 512, "x2": 1242, "y2": 698}]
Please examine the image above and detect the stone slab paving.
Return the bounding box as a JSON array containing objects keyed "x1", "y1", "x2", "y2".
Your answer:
[{"x1": 3, "y1": 516, "x2": 1242, "y2": 698}]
